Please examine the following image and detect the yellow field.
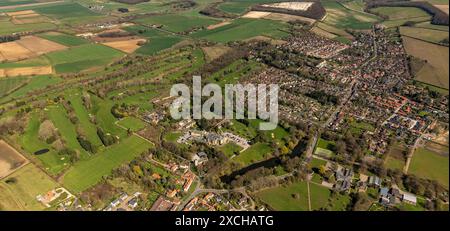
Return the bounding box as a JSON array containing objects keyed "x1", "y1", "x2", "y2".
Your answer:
[
  {"x1": 102, "y1": 38, "x2": 146, "y2": 54},
  {"x1": 0, "y1": 66, "x2": 53, "y2": 78}
]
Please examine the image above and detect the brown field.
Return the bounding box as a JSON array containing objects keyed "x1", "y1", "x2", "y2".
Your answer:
[
  {"x1": 264, "y1": 12, "x2": 316, "y2": 24},
  {"x1": 242, "y1": 11, "x2": 272, "y2": 18},
  {"x1": 202, "y1": 45, "x2": 232, "y2": 61},
  {"x1": 16, "y1": 36, "x2": 67, "y2": 55},
  {"x1": 435, "y1": 5, "x2": 449, "y2": 15},
  {"x1": 6, "y1": 10, "x2": 36, "y2": 16},
  {"x1": 0, "y1": 140, "x2": 28, "y2": 179},
  {"x1": 207, "y1": 21, "x2": 231, "y2": 30},
  {"x1": 402, "y1": 36, "x2": 449, "y2": 89},
  {"x1": 102, "y1": 38, "x2": 146, "y2": 53},
  {"x1": 12, "y1": 15, "x2": 50, "y2": 24},
  {"x1": 0, "y1": 36, "x2": 66, "y2": 62},
  {"x1": 0, "y1": 66, "x2": 53, "y2": 78},
  {"x1": 0, "y1": 41, "x2": 35, "y2": 62}
]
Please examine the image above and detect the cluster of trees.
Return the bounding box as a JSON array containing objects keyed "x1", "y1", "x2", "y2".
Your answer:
[
  {"x1": 322, "y1": 131, "x2": 368, "y2": 165},
  {"x1": 97, "y1": 127, "x2": 118, "y2": 146},
  {"x1": 0, "y1": 34, "x2": 20, "y2": 43},
  {"x1": 200, "y1": 2, "x2": 236, "y2": 18},
  {"x1": 305, "y1": 90, "x2": 339, "y2": 105},
  {"x1": 251, "y1": 2, "x2": 326, "y2": 20},
  {"x1": 111, "y1": 103, "x2": 134, "y2": 119},
  {"x1": 164, "y1": 0, "x2": 197, "y2": 10},
  {"x1": 98, "y1": 30, "x2": 133, "y2": 38},
  {"x1": 0, "y1": 115, "x2": 25, "y2": 136}
]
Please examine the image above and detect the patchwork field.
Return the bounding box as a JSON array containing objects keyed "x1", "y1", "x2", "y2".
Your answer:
[
  {"x1": 0, "y1": 140, "x2": 28, "y2": 179},
  {"x1": 45, "y1": 43, "x2": 124, "y2": 73},
  {"x1": 402, "y1": 36, "x2": 449, "y2": 90},
  {"x1": 0, "y1": 164, "x2": 58, "y2": 211},
  {"x1": 321, "y1": 0, "x2": 380, "y2": 29},
  {"x1": 0, "y1": 36, "x2": 66, "y2": 62},
  {"x1": 410, "y1": 147, "x2": 449, "y2": 188}
]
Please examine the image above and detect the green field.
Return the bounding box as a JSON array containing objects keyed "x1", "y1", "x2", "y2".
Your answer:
[
  {"x1": 0, "y1": 17, "x2": 56, "y2": 35},
  {"x1": 409, "y1": 148, "x2": 449, "y2": 188},
  {"x1": 314, "y1": 138, "x2": 336, "y2": 157},
  {"x1": 134, "y1": 14, "x2": 218, "y2": 33},
  {"x1": 0, "y1": 75, "x2": 61, "y2": 104},
  {"x1": 0, "y1": 77, "x2": 27, "y2": 97},
  {"x1": 217, "y1": 142, "x2": 242, "y2": 158},
  {"x1": 0, "y1": 0, "x2": 36, "y2": 7},
  {"x1": 0, "y1": 164, "x2": 58, "y2": 211},
  {"x1": 217, "y1": 1, "x2": 255, "y2": 14},
  {"x1": 191, "y1": 18, "x2": 289, "y2": 43},
  {"x1": 34, "y1": 3, "x2": 99, "y2": 19},
  {"x1": 117, "y1": 117, "x2": 146, "y2": 132},
  {"x1": 371, "y1": 6, "x2": 431, "y2": 20},
  {"x1": 123, "y1": 25, "x2": 183, "y2": 55},
  {"x1": 322, "y1": 1, "x2": 380, "y2": 29},
  {"x1": 45, "y1": 44, "x2": 124, "y2": 73},
  {"x1": 62, "y1": 135, "x2": 153, "y2": 193},
  {"x1": 38, "y1": 32, "x2": 89, "y2": 47},
  {"x1": 233, "y1": 142, "x2": 272, "y2": 165},
  {"x1": 257, "y1": 181, "x2": 310, "y2": 211},
  {"x1": 0, "y1": 56, "x2": 51, "y2": 69}
]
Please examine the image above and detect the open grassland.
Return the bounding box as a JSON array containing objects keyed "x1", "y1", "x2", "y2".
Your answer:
[
  {"x1": 232, "y1": 143, "x2": 273, "y2": 166},
  {"x1": 414, "y1": 21, "x2": 449, "y2": 31},
  {"x1": 399, "y1": 26, "x2": 449, "y2": 44},
  {"x1": 371, "y1": 6, "x2": 431, "y2": 20},
  {"x1": 45, "y1": 44, "x2": 124, "y2": 73},
  {"x1": 402, "y1": 36, "x2": 449, "y2": 90},
  {"x1": 33, "y1": 2, "x2": 99, "y2": 19},
  {"x1": 256, "y1": 181, "x2": 310, "y2": 211},
  {"x1": 410, "y1": 147, "x2": 449, "y2": 188},
  {"x1": 134, "y1": 14, "x2": 218, "y2": 33},
  {"x1": 321, "y1": 0, "x2": 380, "y2": 29},
  {"x1": 0, "y1": 15, "x2": 56, "y2": 35},
  {"x1": 0, "y1": 75, "x2": 61, "y2": 104},
  {"x1": 191, "y1": 18, "x2": 289, "y2": 43},
  {"x1": 38, "y1": 32, "x2": 89, "y2": 47},
  {"x1": 62, "y1": 135, "x2": 153, "y2": 193},
  {"x1": 0, "y1": 164, "x2": 58, "y2": 211},
  {"x1": 117, "y1": 117, "x2": 146, "y2": 132}
]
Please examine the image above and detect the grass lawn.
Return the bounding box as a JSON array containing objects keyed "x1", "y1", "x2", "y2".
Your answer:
[
  {"x1": 62, "y1": 135, "x2": 153, "y2": 193},
  {"x1": 310, "y1": 157, "x2": 327, "y2": 169},
  {"x1": 256, "y1": 181, "x2": 309, "y2": 211},
  {"x1": 38, "y1": 32, "x2": 89, "y2": 47},
  {"x1": 217, "y1": 142, "x2": 242, "y2": 158},
  {"x1": 45, "y1": 44, "x2": 124, "y2": 73},
  {"x1": 232, "y1": 142, "x2": 272, "y2": 165},
  {"x1": 117, "y1": 117, "x2": 146, "y2": 132},
  {"x1": 164, "y1": 132, "x2": 182, "y2": 142},
  {"x1": 0, "y1": 164, "x2": 58, "y2": 211},
  {"x1": 134, "y1": 14, "x2": 218, "y2": 33},
  {"x1": 309, "y1": 183, "x2": 332, "y2": 210},
  {"x1": 191, "y1": 18, "x2": 289, "y2": 43},
  {"x1": 90, "y1": 96, "x2": 127, "y2": 138},
  {"x1": 409, "y1": 148, "x2": 449, "y2": 188}
]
